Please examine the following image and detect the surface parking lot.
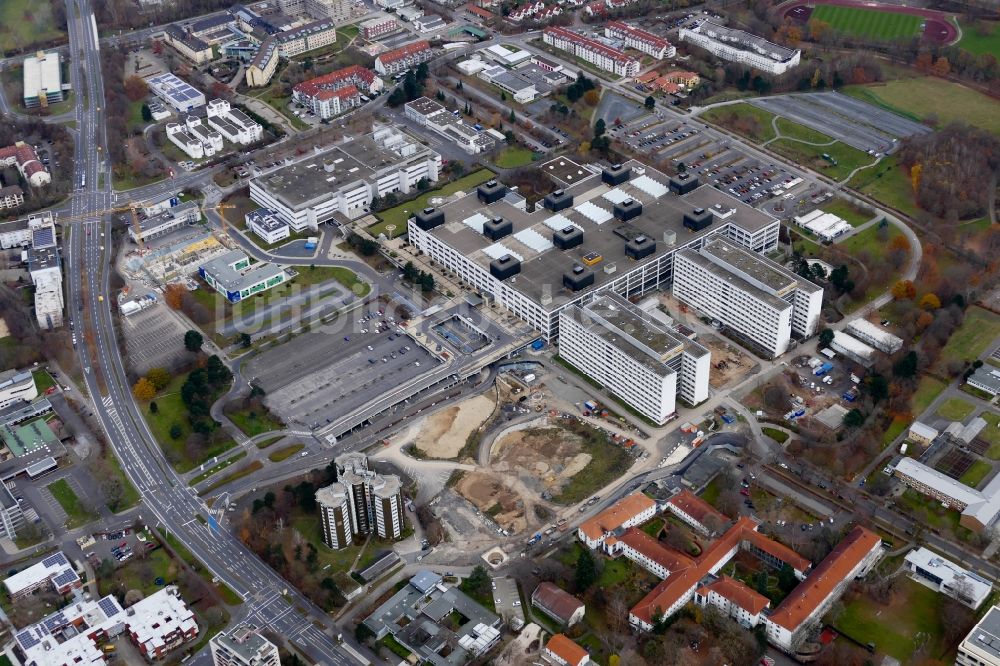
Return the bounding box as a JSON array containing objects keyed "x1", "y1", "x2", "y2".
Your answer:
[
  {"x1": 491, "y1": 575, "x2": 525, "y2": 625},
  {"x1": 245, "y1": 310, "x2": 440, "y2": 429},
  {"x1": 83, "y1": 527, "x2": 152, "y2": 568},
  {"x1": 750, "y1": 91, "x2": 931, "y2": 154},
  {"x1": 121, "y1": 305, "x2": 190, "y2": 375}
]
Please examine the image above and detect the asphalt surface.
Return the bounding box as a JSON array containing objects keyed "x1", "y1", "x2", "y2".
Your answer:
[{"x1": 62, "y1": 1, "x2": 361, "y2": 663}]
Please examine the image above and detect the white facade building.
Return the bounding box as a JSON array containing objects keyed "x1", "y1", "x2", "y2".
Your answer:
[
  {"x1": 166, "y1": 123, "x2": 205, "y2": 159},
  {"x1": 844, "y1": 318, "x2": 903, "y2": 354},
  {"x1": 0, "y1": 369, "x2": 38, "y2": 410},
  {"x1": 129, "y1": 201, "x2": 200, "y2": 243},
  {"x1": 246, "y1": 208, "x2": 291, "y2": 245},
  {"x1": 317, "y1": 481, "x2": 354, "y2": 550},
  {"x1": 904, "y1": 547, "x2": 992, "y2": 609},
  {"x1": 318, "y1": 453, "x2": 405, "y2": 549},
  {"x1": 210, "y1": 624, "x2": 281, "y2": 666},
  {"x1": 558, "y1": 292, "x2": 709, "y2": 425},
  {"x1": 185, "y1": 116, "x2": 224, "y2": 157},
  {"x1": 958, "y1": 605, "x2": 1000, "y2": 666},
  {"x1": 26, "y1": 213, "x2": 63, "y2": 330},
  {"x1": 604, "y1": 21, "x2": 675, "y2": 59},
  {"x1": 146, "y1": 72, "x2": 206, "y2": 112},
  {"x1": 404, "y1": 97, "x2": 495, "y2": 154},
  {"x1": 673, "y1": 237, "x2": 822, "y2": 358},
  {"x1": 206, "y1": 99, "x2": 264, "y2": 145},
  {"x1": 23, "y1": 51, "x2": 65, "y2": 108},
  {"x1": 543, "y1": 26, "x2": 639, "y2": 77},
  {"x1": 679, "y1": 20, "x2": 801, "y2": 75},
  {"x1": 250, "y1": 126, "x2": 441, "y2": 229}
]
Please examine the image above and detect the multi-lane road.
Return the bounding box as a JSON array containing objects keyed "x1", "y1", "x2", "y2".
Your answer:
[{"x1": 62, "y1": 0, "x2": 364, "y2": 663}]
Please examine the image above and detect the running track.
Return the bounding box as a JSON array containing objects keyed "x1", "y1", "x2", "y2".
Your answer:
[{"x1": 781, "y1": 0, "x2": 959, "y2": 45}]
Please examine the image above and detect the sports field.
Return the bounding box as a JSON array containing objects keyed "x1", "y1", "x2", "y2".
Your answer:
[{"x1": 811, "y1": 5, "x2": 923, "y2": 40}]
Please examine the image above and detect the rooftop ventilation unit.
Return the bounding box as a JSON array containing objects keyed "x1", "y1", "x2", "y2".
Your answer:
[
  {"x1": 683, "y1": 207, "x2": 712, "y2": 231},
  {"x1": 669, "y1": 172, "x2": 700, "y2": 194},
  {"x1": 563, "y1": 264, "x2": 594, "y2": 292},
  {"x1": 414, "y1": 207, "x2": 445, "y2": 231},
  {"x1": 614, "y1": 198, "x2": 642, "y2": 222},
  {"x1": 625, "y1": 234, "x2": 656, "y2": 260},
  {"x1": 602, "y1": 163, "x2": 631, "y2": 186},
  {"x1": 489, "y1": 254, "x2": 521, "y2": 280},
  {"x1": 553, "y1": 225, "x2": 583, "y2": 250},
  {"x1": 543, "y1": 188, "x2": 574, "y2": 212},
  {"x1": 482, "y1": 215, "x2": 512, "y2": 241},
  {"x1": 477, "y1": 179, "x2": 506, "y2": 204}
]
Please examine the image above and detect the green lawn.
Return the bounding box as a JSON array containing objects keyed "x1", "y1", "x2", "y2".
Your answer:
[
  {"x1": 810, "y1": 4, "x2": 922, "y2": 40},
  {"x1": 700, "y1": 103, "x2": 777, "y2": 143},
  {"x1": 882, "y1": 417, "x2": 909, "y2": 446},
  {"x1": 224, "y1": 404, "x2": 284, "y2": 437},
  {"x1": 833, "y1": 223, "x2": 907, "y2": 309},
  {"x1": 103, "y1": 448, "x2": 140, "y2": 512},
  {"x1": 848, "y1": 156, "x2": 918, "y2": 217},
  {"x1": 338, "y1": 23, "x2": 360, "y2": 39},
  {"x1": 821, "y1": 198, "x2": 874, "y2": 227},
  {"x1": 761, "y1": 427, "x2": 789, "y2": 444},
  {"x1": 982, "y1": 412, "x2": 1000, "y2": 459},
  {"x1": 98, "y1": 549, "x2": 174, "y2": 597},
  {"x1": 958, "y1": 20, "x2": 1000, "y2": 59},
  {"x1": 288, "y1": 265, "x2": 369, "y2": 295},
  {"x1": 47, "y1": 479, "x2": 97, "y2": 529},
  {"x1": 960, "y1": 460, "x2": 992, "y2": 488},
  {"x1": 32, "y1": 370, "x2": 56, "y2": 393},
  {"x1": 774, "y1": 117, "x2": 837, "y2": 144},
  {"x1": 189, "y1": 452, "x2": 247, "y2": 486},
  {"x1": 494, "y1": 146, "x2": 536, "y2": 168},
  {"x1": 937, "y1": 397, "x2": 976, "y2": 422},
  {"x1": 844, "y1": 78, "x2": 1000, "y2": 137},
  {"x1": 937, "y1": 307, "x2": 1000, "y2": 369},
  {"x1": 836, "y1": 577, "x2": 946, "y2": 662},
  {"x1": 700, "y1": 476, "x2": 723, "y2": 507},
  {"x1": 912, "y1": 376, "x2": 948, "y2": 416},
  {"x1": 198, "y1": 461, "x2": 264, "y2": 495},
  {"x1": 255, "y1": 436, "x2": 284, "y2": 450},
  {"x1": 0, "y1": 0, "x2": 66, "y2": 55},
  {"x1": 142, "y1": 373, "x2": 237, "y2": 473},
  {"x1": 768, "y1": 137, "x2": 874, "y2": 183},
  {"x1": 368, "y1": 169, "x2": 496, "y2": 239},
  {"x1": 268, "y1": 444, "x2": 304, "y2": 462}
]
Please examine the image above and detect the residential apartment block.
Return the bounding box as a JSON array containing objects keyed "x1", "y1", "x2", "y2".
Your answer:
[
  {"x1": 250, "y1": 126, "x2": 441, "y2": 228},
  {"x1": 316, "y1": 453, "x2": 405, "y2": 549},
  {"x1": 0, "y1": 483, "x2": 25, "y2": 541},
  {"x1": 0, "y1": 185, "x2": 24, "y2": 210},
  {"x1": 604, "y1": 21, "x2": 675, "y2": 59},
  {"x1": 361, "y1": 16, "x2": 399, "y2": 39},
  {"x1": 292, "y1": 65, "x2": 383, "y2": 119},
  {"x1": 679, "y1": 20, "x2": 800, "y2": 75},
  {"x1": 577, "y1": 492, "x2": 657, "y2": 549},
  {"x1": 673, "y1": 236, "x2": 821, "y2": 358},
  {"x1": 558, "y1": 292, "x2": 710, "y2": 425},
  {"x1": 892, "y1": 457, "x2": 1000, "y2": 532},
  {"x1": 543, "y1": 26, "x2": 639, "y2": 77},
  {"x1": 206, "y1": 99, "x2": 264, "y2": 144},
  {"x1": 246, "y1": 37, "x2": 280, "y2": 87},
  {"x1": 0, "y1": 369, "x2": 38, "y2": 410},
  {"x1": 25, "y1": 213, "x2": 63, "y2": 329},
  {"x1": 164, "y1": 24, "x2": 215, "y2": 64},
  {"x1": 210, "y1": 623, "x2": 280, "y2": 666},
  {"x1": 4, "y1": 551, "x2": 81, "y2": 599},
  {"x1": 374, "y1": 40, "x2": 433, "y2": 75},
  {"x1": 407, "y1": 160, "x2": 780, "y2": 344},
  {"x1": 0, "y1": 142, "x2": 50, "y2": 187}
]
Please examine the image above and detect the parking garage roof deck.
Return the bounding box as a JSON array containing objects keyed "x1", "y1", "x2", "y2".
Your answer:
[{"x1": 417, "y1": 158, "x2": 777, "y2": 310}]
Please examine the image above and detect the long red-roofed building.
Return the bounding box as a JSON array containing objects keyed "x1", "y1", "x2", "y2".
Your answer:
[
  {"x1": 0, "y1": 142, "x2": 50, "y2": 187},
  {"x1": 605, "y1": 21, "x2": 676, "y2": 59},
  {"x1": 374, "y1": 41, "x2": 433, "y2": 76},
  {"x1": 578, "y1": 492, "x2": 657, "y2": 548},
  {"x1": 696, "y1": 575, "x2": 770, "y2": 627},
  {"x1": 542, "y1": 26, "x2": 639, "y2": 77},
  {"x1": 292, "y1": 65, "x2": 383, "y2": 119},
  {"x1": 666, "y1": 489, "x2": 729, "y2": 535}
]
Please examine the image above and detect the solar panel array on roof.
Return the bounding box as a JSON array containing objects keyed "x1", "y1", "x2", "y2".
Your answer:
[
  {"x1": 31, "y1": 225, "x2": 54, "y2": 248},
  {"x1": 99, "y1": 596, "x2": 122, "y2": 618},
  {"x1": 483, "y1": 243, "x2": 522, "y2": 261},
  {"x1": 575, "y1": 201, "x2": 613, "y2": 225},
  {"x1": 514, "y1": 228, "x2": 553, "y2": 253},
  {"x1": 17, "y1": 629, "x2": 40, "y2": 650},
  {"x1": 42, "y1": 611, "x2": 67, "y2": 632},
  {"x1": 463, "y1": 212, "x2": 489, "y2": 234},
  {"x1": 602, "y1": 188, "x2": 631, "y2": 204},
  {"x1": 42, "y1": 552, "x2": 67, "y2": 567},
  {"x1": 52, "y1": 570, "x2": 79, "y2": 588},
  {"x1": 631, "y1": 174, "x2": 668, "y2": 199}
]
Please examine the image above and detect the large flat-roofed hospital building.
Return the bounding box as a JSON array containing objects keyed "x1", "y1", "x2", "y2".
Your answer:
[
  {"x1": 406, "y1": 158, "x2": 783, "y2": 344},
  {"x1": 250, "y1": 125, "x2": 441, "y2": 230},
  {"x1": 559, "y1": 292, "x2": 710, "y2": 424}
]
